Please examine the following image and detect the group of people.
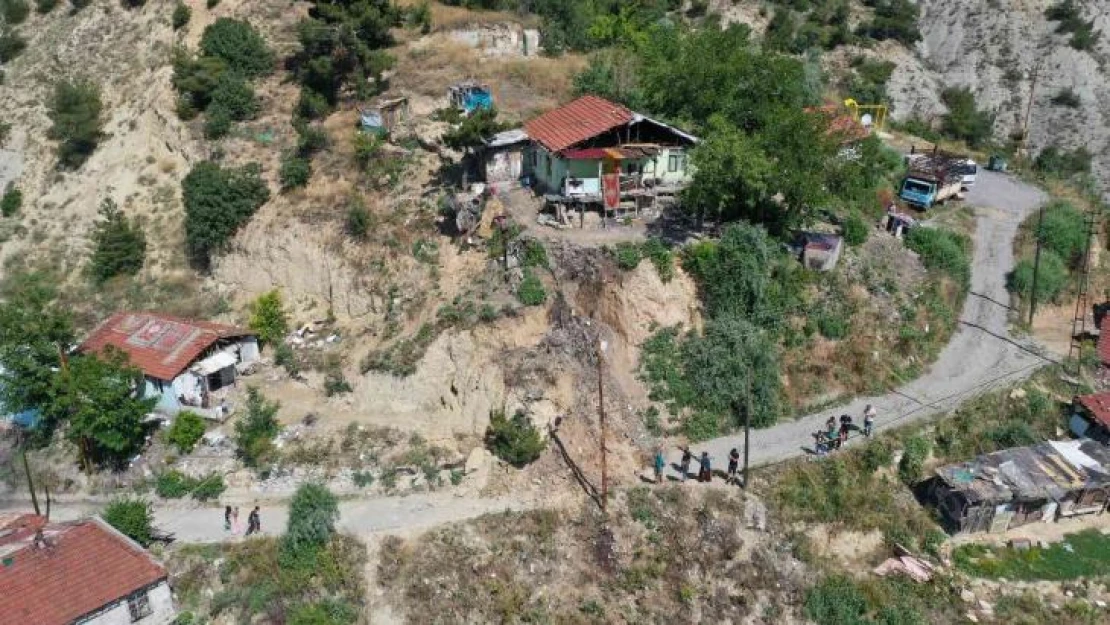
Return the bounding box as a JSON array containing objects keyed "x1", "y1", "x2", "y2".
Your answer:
[
  {"x1": 652, "y1": 446, "x2": 744, "y2": 486},
  {"x1": 223, "y1": 505, "x2": 262, "y2": 536},
  {"x1": 813, "y1": 404, "x2": 876, "y2": 456}
]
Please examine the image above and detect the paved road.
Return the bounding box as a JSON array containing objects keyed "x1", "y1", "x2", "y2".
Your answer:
[
  {"x1": 9, "y1": 493, "x2": 527, "y2": 543},
  {"x1": 693, "y1": 170, "x2": 1050, "y2": 472}
]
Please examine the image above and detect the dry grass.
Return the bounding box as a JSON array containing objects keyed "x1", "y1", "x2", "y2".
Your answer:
[{"x1": 393, "y1": 0, "x2": 540, "y2": 30}]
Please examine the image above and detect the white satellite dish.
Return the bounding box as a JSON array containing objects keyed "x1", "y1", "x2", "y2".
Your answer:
[{"x1": 861, "y1": 113, "x2": 874, "y2": 128}]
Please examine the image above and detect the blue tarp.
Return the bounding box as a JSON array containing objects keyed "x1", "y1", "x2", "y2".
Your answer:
[{"x1": 462, "y1": 89, "x2": 493, "y2": 113}]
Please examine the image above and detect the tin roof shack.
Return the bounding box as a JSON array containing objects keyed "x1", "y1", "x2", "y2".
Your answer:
[
  {"x1": 524, "y1": 96, "x2": 698, "y2": 224},
  {"x1": 482, "y1": 128, "x2": 530, "y2": 190},
  {"x1": 1072, "y1": 391, "x2": 1110, "y2": 443},
  {"x1": 794, "y1": 232, "x2": 843, "y2": 272},
  {"x1": 0, "y1": 514, "x2": 176, "y2": 625},
  {"x1": 360, "y1": 96, "x2": 410, "y2": 136},
  {"x1": 79, "y1": 312, "x2": 260, "y2": 422},
  {"x1": 449, "y1": 81, "x2": 493, "y2": 115},
  {"x1": 929, "y1": 442, "x2": 1110, "y2": 535}
]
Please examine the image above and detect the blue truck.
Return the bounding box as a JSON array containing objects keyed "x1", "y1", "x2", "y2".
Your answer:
[{"x1": 898, "y1": 151, "x2": 970, "y2": 210}]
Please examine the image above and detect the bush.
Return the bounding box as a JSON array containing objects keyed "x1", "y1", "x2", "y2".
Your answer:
[
  {"x1": 521, "y1": 239, "x2": 548, "y2": 268},
  {"x1": 898, "y1": 435, "x2": 931, "y2": 485},
  {"x1": 209, "y1": 74, "x2": 259, "y2": 121},
  {"x1": 842, "y1": 212, "x2": 868, "y2": 246},
  {"x1": 274, "y1": 342, "x2": 300, "y2": 376},
  {"x1": 295, "y1": 123, "x2": 328, "y2": 155},
  {"x1": 48, "y1": 78, "x2": 104, "y2": 168},
  {"x1": 1008, "y1": 251, "x2": 1068, "y2": 305},
  {"x1": 119, "y1": 0, "x2": 145, "y2": 8},
  {"x1": 0, "y1": 29, "x2": 25, "y2": 64},
  {"x1": 234, "y1": 387, "x2": 281, "y2": 468},
  {"x1": 203, "y1": 106, "x2": 232, "y2": 139},
  {"x1": 517, "y1": 269, "x2": 546, "y2": 306},
  {"x1": 166, "y1": 411, "x2": 206, "y2": 453},
  {"x1": 904, "y1": 227, "x2": 970, "y2": 287},
  {"x1": 205, "y1": 0, "x2": 218, "y2": 7},
  {"x1": 89, "y1": 198, "x2": 146, "y2": 283},
  {"x1": 0, "y1": 121, "x2": 9, "y2": 146},
  {"x1": 281, "y1": 483, "x2": 339, "y2": 567},
  {"x1": 0, "y1": 185, "x2": 20, "y2": 217},
  {"x1": 860, "y1": 440, "x2": 893, "y2": 473},
  {"x1": 613, "y1": 241, "x2": 643, "y2": 270},
  {"x1": 485, "y1": 409, "x2": 545, "y2": 467},
  {"x1": 939, "y1": 87, "x2": 995, "y2": 149},
  {"x1": 103, "y1": 497, "x2": 154, "y2": 546},
  {"x1": 249, "y1": 289, "x2": 288, "y2": 345},
  {"x1": 815, "y1": 308, "x2": 849, "y2": 340},
  {"x1": 191, "y1": 473, "x2": 226, "y2": 501},
  {"x1": 199, "y1": 18, "x2": 273, "y2": 78},
  {"x1": 182, "y1": 161, "x2": 269, "y2": 271},
  {"x1": 344, "y1": 200, "x2": 371, "y2": 241},
  {"x1": 1034, "y1": 145, "x2": 1092, "y2": 179},
  {"x1": 68, "y1": 0, "x2": 90, "y2": 10},
  {"x1": 172, "y1": 2, "x2": 191, "y2": 29},
  {"x1": 804, "y1": 575, "x2": 869, "y2": 625},
  {"x1": 855, "y1": 0, "x2": 920, "y2": 45},
  {"x1": 1, "y1": 0, "x2": 29, "y2": 24},
  {"x1": 280, "y1": 153, "x2": 312, "y2": 190},
  {"x1": 1050, "y1": 88, "x2": 1081, "y2": 108},
  {"x1": 34, "y1": 0, "x2": 56, "y2": 12},
  {"x1": 641, "y1": 238, "x2": 674, "y2": 282},
  {"x1": 1038, "y1": 200, "x2": 1087, "y2": 264},
  {"x1": 156, "y1": 470, "x2": 195, "y2": 498},
  {"x1": 324, "y1": 372, "x2": 352, "y2": 396}
]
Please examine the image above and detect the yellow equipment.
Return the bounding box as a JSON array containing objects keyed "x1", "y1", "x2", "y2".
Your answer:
[{"x1": 844, "y1": 99, "x2": 888, "y2": 133}]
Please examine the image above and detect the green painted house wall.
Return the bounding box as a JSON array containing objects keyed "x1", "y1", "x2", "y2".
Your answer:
[{"x1": 533, "y1": 146, "x2": 693, "y2": 196}]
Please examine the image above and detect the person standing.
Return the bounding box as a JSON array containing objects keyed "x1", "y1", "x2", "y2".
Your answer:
[
  {"x1": 864, "y1": 404, "x2": 876, "y2": 438},
  {"x1": 826, "y1": 417, "x2": 839, "y2": 450},
  {"x1": 727, "y1": 448, "x2": 740, "y2": 485},
  {"x1": 653, "y1": 448, "x2": 666, "y2": 484},
  {"x1": 813, "y1": 432, "x2": 828, "y2": 457},
  {"x1": 839, "y1": 414, "x2": 852, "y2": 444},
  {"x1": 698, "y1": 452, "x2": 712, "y2": 483},
  {"x1": 231, "y1": 506, "x2": 241, "y2": 534},
  {"x1": 246, "y1": 506, "x2": 261, "y2": 535},
  {"x1": 224, "y1": 506, "x2": 232, "y2": 532},
  {"x1": 680, "y1": 448, "x2": 693, "y2": 482}
]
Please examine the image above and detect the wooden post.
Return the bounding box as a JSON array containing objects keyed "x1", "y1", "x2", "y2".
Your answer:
[
  {"x1": 743, "y1": 371, "x2": 751, "y2": 489},
  {"x1": 597, "y1": 340, "x2": 608, "y2": 512},
  {"x1": 1022, "y1": 63, "x2": 1039, "y2": 155},
  {"x1": 1029, "y1": 203, "x2": 1045, "y2": 324},
  {"x1": 598, "y1": 160, "x2": 605, "y2": 229}
]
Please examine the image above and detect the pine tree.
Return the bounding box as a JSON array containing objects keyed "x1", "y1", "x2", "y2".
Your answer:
[{"x1": 89, "y1": 198, "x2": 146, "y2": 283}]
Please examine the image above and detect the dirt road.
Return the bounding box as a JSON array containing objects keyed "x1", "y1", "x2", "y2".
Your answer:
[{"x1": 695, "y1": 170, "x2": 1050, "y2": 471}]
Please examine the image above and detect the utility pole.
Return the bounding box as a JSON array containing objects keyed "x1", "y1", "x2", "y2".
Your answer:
[
  {"x1": 743, "y1": 369, "x2": 752, "y2": 489},
  {"x1": 1021, "y1": 63, "x2": 1040, "y2": 157},
  {"x1": 596, "y1": 339, "x2": 608, "y2": 512},
  {"x1": 1029, "y1": 204, "x2": 1046, "y2": 325}
]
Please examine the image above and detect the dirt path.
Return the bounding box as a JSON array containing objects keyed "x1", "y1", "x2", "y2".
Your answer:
[{"x1": 690, "y1": 170, "x2": 1051, "y2": 472}]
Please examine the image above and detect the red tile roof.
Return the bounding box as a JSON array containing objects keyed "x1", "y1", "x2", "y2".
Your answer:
[
  {"x1": 1077, "y1": 391, "x2": 1110, "y2": 430},
  {"x1": 524, "y1": 95, "x2": 634, "y2": 153},
  {"x1": 0, "y1": 517, "x2": 168, "y2": 625},
  {"x1": 79, "y1": 311, "x2": 252, "y2": 381},
  {"x1": 1099, "y1": 316, "x2": 1110, "y2": 366}
]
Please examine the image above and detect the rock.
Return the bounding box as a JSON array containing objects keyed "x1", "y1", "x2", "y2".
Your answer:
[
  {"x1": 465, "y1": 447, "x2": 490, "y2": 474},
  {"x1": 1066, "y1": 591, "x2": 1075, "y2": 598},
  {"x1": 977, "y1": 599, "x2": 993, "y2": 612},
  {"x1": 1009, "y1": 388, "x2": 1027, "y2": 399},
  {"x1": 1096, "y1": 600, "x2": 1107, "y2": 609},
  {"x1": 960, "y1": 589, "x2": 976, "y2": 604},
  {"x1": 965, "y1": 612, "x2": 978, "y2": 623}
]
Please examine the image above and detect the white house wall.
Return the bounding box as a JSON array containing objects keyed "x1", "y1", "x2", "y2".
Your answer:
[
  {"x1": 239, "y1": 338, "x2": 260, "y2": 363},
  {"x1": 79, "y1": 581, "x2": 176, "y2": 625}
]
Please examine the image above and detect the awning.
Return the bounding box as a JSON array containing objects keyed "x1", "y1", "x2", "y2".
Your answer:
[{"x1": 191, "y1": 351, "x2": 237, "y2": 376}]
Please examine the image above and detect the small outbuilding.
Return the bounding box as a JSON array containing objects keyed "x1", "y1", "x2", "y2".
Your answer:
[
  {"x1": 78, "y1": 312, "x2": 259, "y2": 421},
  {"x1": 448, "y1": 81, "x2": 493, "y2": 115},
  {"x1": 360, "y1": 96, "x2": 410, "y2": 136},
  {"x1": 482, "y1": 128, "x2": 530, "y2": 190}
]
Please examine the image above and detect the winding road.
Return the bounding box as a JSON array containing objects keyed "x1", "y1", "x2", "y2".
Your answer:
[{"x1": 1, "y1": 172, "x2": 1050, "y2": 541}]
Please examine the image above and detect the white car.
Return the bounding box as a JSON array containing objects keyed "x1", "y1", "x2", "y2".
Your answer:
[{"x1": 956, "y1": 159, "x2": 978, "y2": 189}]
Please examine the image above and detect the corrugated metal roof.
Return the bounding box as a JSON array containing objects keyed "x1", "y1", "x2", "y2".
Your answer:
[
  {"x1": 79, "y1": 311, "x2": 253, "y2": 381},
  {"x1": 485, "y1": 128, "x2": 529, "y2": 148},
  {"x1": 935, "y1": 441, "x2": 1110, "y2": 504},
  {"x1": 1077, "y1": 391, "x2": 1110, "y2": 430},
  {"x1": 0, "y1": 517, "x2": 167, "y2": 625},
  {"x1": 524, "y1": 95, "x2": 634, "y2": 153}
]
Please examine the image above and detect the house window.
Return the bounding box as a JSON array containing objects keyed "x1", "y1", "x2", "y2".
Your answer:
[
  {"x1": 668, "y1": 153, "x2": 685, "y2": 173},
  {"x1": 127, "y1": 590, "x2": 152, "y2": 622}
]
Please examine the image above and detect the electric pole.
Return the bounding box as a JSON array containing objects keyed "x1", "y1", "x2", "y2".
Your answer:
[
  {"x1": 1029, "y1": 203, "x2": 1045, "y2": 325},
  {"x1": 743, "y1": 369, "x2": 752, "y2": 489},
  {"x1": 597, "y1": 339, "x2": 608, "y2": 512},
  {"x1": 1021, "y1": 63, "x2": 1040, "y2": 157}
]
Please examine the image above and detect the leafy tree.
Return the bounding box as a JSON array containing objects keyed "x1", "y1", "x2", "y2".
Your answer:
[
  {"x1": 281, "y1": 482, "x2": 339, "y2": 566},
  {"x1": 166, "y1": 411, "x2": 206, "y2": 453},
  {"x1": 572, "y1": 47, "x2": 644, "y2": 109},
  {"x1": 0, "y1": 271, "x2": 75, "y2": 442},
  {"x1": 897, "y1": 435, "x2": 931, "y2": 484},
  {"x1": 181, "y1": 161, "x2": 270, "y2": 271},
  {"x1": 199, "y1": 18, "x2": 273, "y2": 78},
  {"x1": 940, "y1": 87, "x2": 995, "y2": 149},
  {"x1": 248, "y1": 289, "x2": 288, "y2": 344},
  {"x1": 280, "y1": 152, "x2": 312, "y2": 190},
  {"x1": 209, "y1": 73, "x2": 259, "y2": 121},
  {"x1": 0, "y1": 0, "x2": 29, "y2": 24},
  {"x1": 442, "y1": 108, "x2": 508, "y2": 155},
  {"x1": 292, "y1": 0, "x2": 399, "y2": 117},
  {"x1": 0, "y1": 28, "x2": 27, "y2": 65},
  {"x1": 683, "y1": 117, "x2": 774, "y2": 227},
  {"x1": 1008, "y1": 251, "x2": 1068, "y2": 305},
  {"x1": 47, "y1": 78, "x2": 104, "y2": 168},
  {"x1": 234, "y1": 387, "x2": 280, "y2": 467},
  {"x1": 855, "y1": 0, "x2": 920, "y2": 45},
  {"x1": 172, "y1": 2, "x2": 190, "y2": 30},
  {"x1": 172, "y1": 49, "x2": 228, "y2": 112},
  {"x1": 485, "y1": 408, "x2": 545, "y2": 467},
  {"x1": 1034, "y1": 145, "x2": 1091, "y2": 179},
  {"x1": 47, "y1": 349, "x2": 156, "y2": 468},
  {"x1": 89, "y1": 198, "x2": 147, "y2": 283},
  {"x1": 0, "y1": 184, "x2": 20, "y2": 217},
  {"x1": 102, "y1": 497, "x2": 154, "y2": 546}
]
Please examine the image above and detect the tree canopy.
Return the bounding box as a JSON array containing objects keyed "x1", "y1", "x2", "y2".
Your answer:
[
  {"x1": 182, "y1": 161, "x2": 270, "y2": 271},
  {"x1": 199, "y1": 18, "x2": 273, "y2": 78},
  {"x1": 47, "y1": 78, "x2": 104, "y2": 169},
  {"x1": 89, "y1": 198, "x2": 146, "y2": 284}
]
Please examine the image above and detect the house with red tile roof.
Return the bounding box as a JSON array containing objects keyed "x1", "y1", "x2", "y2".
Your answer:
[
  {"x1": 0, "y1": 514, "x2": 176, "y2": 625},
  {"x1": 522, "y1": 95, "x2": 698, "y2": 202},
  {"x1": 78, "y1": 311, "x2": 259, "y2": 421}
]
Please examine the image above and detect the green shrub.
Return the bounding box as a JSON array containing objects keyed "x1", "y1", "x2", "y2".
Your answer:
[
  {"x1": 1038, "y1": 200, "x2": 1087, "y2": 264},
  {"x1": 205, "y1": 0, "x2": 218, "y2": 7},
  {"x1": 842, "y1": 213, "x2": 868, "y2": 246},
  {"x1": 0, "y1": 185, "x2": 21, "y2": 217},
  {"x1": 209, "y1": 73, "x2": 259, "y2": 121},
  {"x1": 156, "y1": 470, "x2": 195, "y2": 498},
  {"x1": 274, "y1": 342, "x2": 300, "y2": 376},
  {"x1": 860, "y1": 440, "x2": 893, "y2": 473},
  {"x1": 641, "y1": 238, "x2": 674, "y2": 282},
  {"x1": 182, "y1": 160, "x2": 269, "y2": 271},
  {"x1": 898, "y1": 435, "x2": 931, "y2": 485},
  {"x1": 613, "y1": 241, "x2": 642, "y2": 270},
  {"x1": 203, "y1": 106, "x2": 232, "y2": 139},
  {"x1": 34, "y1": 0, "x2": 56, "y2": 12},
  {"x1": 855, "y1": 0, "x2": 920, "y2": 45},
  {"x1": 939, "y1": 87, "x2": 994, "y2": 149},
  {"x1": 815, "y1": 308, "x2": 849, "y2": 340},
  {"x1": 120, "y1": 0, "x2": 145, "y2": 8},
  {"x1": 1, "y1": 0, "x2": 29, "y2": 24},
  {"x1": 48, "y1": 78, "x2": 104, "y2": 168},
  {"x1": 280, "y1": 153, "x2": 312, "y2": 190},
  {"x1": 521, "y1": 239, "x2": 548, "y2": 268},
  {"x1": 352, "y1": 470, "x2": 374, "y2": 488},
  {"x1": 295, "y1": 123, "x2": 328, "y2": 155},
  {"x1": 281, "y1": 483, "x2": 339, "y2": 567},
  {"x1": 0, "y1": 121, "x2": 9, "y2": 146},
  {"x1": 199, "y1": 18, "x2": 273, "y2": 78},
  {"x1": 234, "y1": 387, "x2": 281, "y2": 468},
  {"x1": 344, "y1": 200, "x2": 371, "y2": 241},
  {"x1": 517, "y1": 269, "x2": 546, "y2": 306},
  {"x1": 102, "y1": 497, "x2": 154, "y2": 546},
  {"x1": 1034, "y1": 146, "x2": 1092, "y2": 179},
  {"x1": 1050, "y1": 88, "x2": 1081, "y2": 108},
  {"x1": 89, "y1": 198, "x2": 146, "y2": 283},
  {"x1": 804, "y1": 575, "x2": 869, "y2": 625},
  {"x1": 905, "y1": 227, "x2": 970, "y2": 287},
  {"x1": 68, "y1": 0, "x2": 90, "y2": 10},
  {"x1": 485, "y1": 409, "x2": 545, "y2": 467},
  {"x1": 324, "y1": 372, "x2": 352, "y2": 396},
  {"x1": 191, "y1": 473, "x2": 226, "y2": 501},
  {"x1": 1007, "y1": 251, "x2": 1068, "y2": 305},
  {"x1": 167, "y1": 411, "x2": 206, "y2": 453},
  {"x1": 249, "y1": 289, "x2": 288, "y2": 344},
  {"x1": 172, "y1": 2, "x2": 191, "y2": 29},
  {"x1": 0, "y1": 29, "x2": 25, "y2": 63}
]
